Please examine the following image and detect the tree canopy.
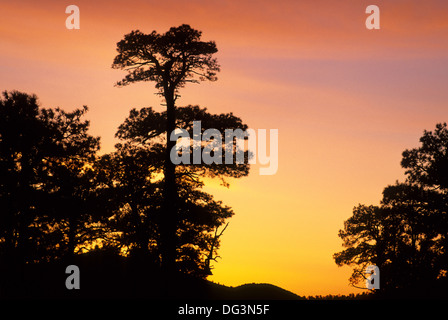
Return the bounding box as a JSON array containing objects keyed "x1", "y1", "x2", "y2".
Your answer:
[{"x1": 112, "y1": 24, "x2": 220, "y2": 93}]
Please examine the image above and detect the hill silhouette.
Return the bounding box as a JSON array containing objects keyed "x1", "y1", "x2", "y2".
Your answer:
[{"x1": 228, "y1": 283, "x2": 303, "y2": 300}]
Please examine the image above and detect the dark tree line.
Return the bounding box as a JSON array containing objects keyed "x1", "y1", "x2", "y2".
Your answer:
[
  {"x1": 0, "y1": 25, "x2": 250, "y2": 293},
  {"x1": 334, "y1": 123, "x2": 448, "y2": 297},
  {"x1": 0, "y1": 91, "x2": 101, "y2": 266}
]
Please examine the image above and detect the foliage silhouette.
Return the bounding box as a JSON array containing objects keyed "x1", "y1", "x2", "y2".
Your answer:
[
  {"x1": 102, "y1": 104, "x2": 248, "y2": 277},
  {"x1": 0, "y1": 91, "x2": 101, "y2": 261},
  {"x1": 334, "y1": 123, "x2": 448, "y2": 298}
]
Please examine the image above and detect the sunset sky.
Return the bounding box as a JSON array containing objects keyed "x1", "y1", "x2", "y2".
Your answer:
[{"x1": 1, "y1": 0, "x2": 448, "y2": 296}]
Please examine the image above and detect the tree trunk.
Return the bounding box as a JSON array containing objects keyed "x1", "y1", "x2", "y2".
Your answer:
[{"x1": 161, "y1": 89, "x2": 178, "y2": 272}]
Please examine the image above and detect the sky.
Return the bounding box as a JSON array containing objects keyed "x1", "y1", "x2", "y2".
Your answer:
[{"x1": 1, "y1": 0, "x2": 448, "y2": 296}]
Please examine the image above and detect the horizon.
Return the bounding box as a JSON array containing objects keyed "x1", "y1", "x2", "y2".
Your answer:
[{"x1": 1, "y1": 0, "x2": 448, "y2": 297}]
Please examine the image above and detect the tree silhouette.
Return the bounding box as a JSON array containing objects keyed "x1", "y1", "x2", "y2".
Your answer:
[
  {"x1": 112, "y1": 25, "x2": 234, "y2": 271},
  {"x1": 333, "y1": 204, "x2": 384, "y2": 289},
  {"x1": 0, "y1": 91, "x2": 102, "y2": 293},
  {"x1": 104, "y1": 104, "x2": 248, "y2": 276},
  {"x1": 400, "y1": 123, "x2": 448, "y2": 281},
  {"x1": 334, "y1": 123, "x2": 448, "y2": 297}
]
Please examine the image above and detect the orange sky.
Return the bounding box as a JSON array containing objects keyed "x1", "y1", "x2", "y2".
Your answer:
[{"x1": 1, "y1": 0, "x2": 448, "y2": 296}]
